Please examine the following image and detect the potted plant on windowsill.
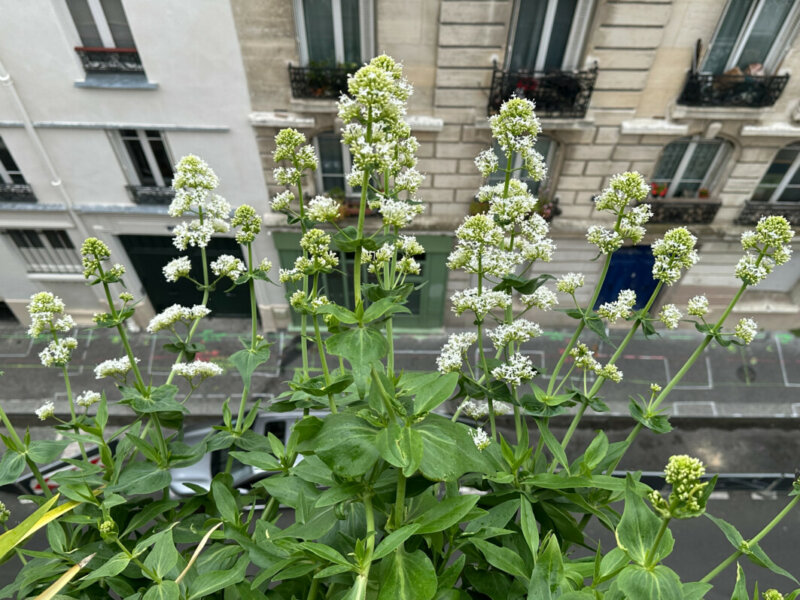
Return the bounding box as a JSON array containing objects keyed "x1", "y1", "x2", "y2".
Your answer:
[{"x1": 650, "y1": 182, "x2": 668, "y2": 198}]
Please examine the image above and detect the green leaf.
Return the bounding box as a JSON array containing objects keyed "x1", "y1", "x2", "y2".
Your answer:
[
  {"x1": 705, "y1": 514, "x2": 745, "y2": 550},
  {"x1": 584, "y1": 314, "x2": 611, "y2": 343},
  {"x1": 535, "y1": 420, "x2": 570, "y2": 475},
  {"x1": 326, "y1": 326, "x2": 388, "y2": 395},
  {"x1": 406, "y1": 371, "x2": 459, "y2": 415},
  {"x1": 628, "y1": 398, "x2": 672, "y2": 434},
  {"x1": 730, "y1": 563, "x2": 748, "y2": 600},
  {"x1": 78, "y1": 552, "x2": 130, "y2": 585},
  {"x1": 376, "y1": 423, "x2": 423, "y2": 477},
  {"x1": 187, "y1": 556, "x2": 248, "y2": 599},
  {"x1": 582, "y1": 431, "x2": 609, "y2": 471},
  {"x1": 615, "y1": 474, "x2": 673, "y2": 566},
  {"x1": 26, "y1": 440, "x2": 69, "y2": 464},
  {"x1": 527, "y1": 535, "x2": 564, "y2": 600},
  {"x1": 257, "y1": 476, "x2": 320, "y2": 509},
  {"x1": 212, "y1": 477, "x2": 240, "y2": 526},
  {"x1": 519, "y1": 499, "x2": 539, "y2": 558},
  {"x1": 747, "y1": 542, "x2": 798, "y2": 583},
  {"x1": 377, "y1": 547, "x2": 437, "y2": 600},
  {"x1": 471, "y1": 538, "x2": 528, "y2": 580},
  {"x1": 143, "y1": 528, "x2": 178, "y2": 580},
  {"x1": 362, "y1": 297, "x2": 411, "y2": 323},
  {"x1": 682, "y1": 581, "x2": 713, "y2": 600},
  {"x1": 598, "y1": 547, "x2": 629, "y2": 582},
  {"x1": 315, "y1": 303, "x2": 359, "y2": 324},
  {"x1": 290, "y1": 373, "x2": 354, "y2": 397},
  {"x1": 373, "y1": 524, "x2": 422, "y2": 561},
  {"x1": 299, "y1": 541, "x2": 353, "y2": 567},
  {"x1": 413, "y1": 494, "x2": 480, "y2": 534},
  {"x1": 0, "y1": 451, "x2": 25, "y2": 487},
  {"x1": 313, "y1": 413, "x2": 380, "y2": 478},
  {"x1": 414, "y1": 416, "x2": 489, "y2": 481},
  {"x1": 120, "y1": 384, "x2": 186, "y2": 415},
  {"x1": 229, "y1": 344, "x2": 271, "y2": 382},
  {"x1": 228, "y1": 451, "x2": 280, "y2": 472},
  {"x1": 616, "y1": 564, "x2": 683, "y2": 600},
  {"x1": 108, "y1": 461, "x2": 171, "y2": 496},
  {"x1": 143, "y1": 580, "x2": 180, "y2": 600}
]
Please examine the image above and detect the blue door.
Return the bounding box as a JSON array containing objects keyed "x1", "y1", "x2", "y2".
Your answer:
[{"x1": 594, "y1": 246, "x2": 658, "y2": 310}]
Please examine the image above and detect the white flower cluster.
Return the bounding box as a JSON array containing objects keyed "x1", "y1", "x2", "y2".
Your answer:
[
  {"x1": 462, "y1": 399, "x2": 513, "y2": 419},
  {"x1": 586, "y1": 225, "x2": 623, "y2": 255},
  {"x1": 272, "y1": 129, "x2": 318, "y2": 188},
  {"x1": 478, "y1": 180, "x2": 538, "y2": 226},
  {"x1": 27, "y1": 292, "x2": 74, "y2": 338},
  {"x1": 169, "y1": 156, "x2": 230, "y2": 251},
  {"x1": 147, "y1": 305, "x2": 210, "y2": 334},
  {"x1": 518, "y1": 215, "x2": 556, "y2": 263},
  {"x1": 163, "y1": 256, "x2": 192, "y2": 283},
  {"x1": 450, "y1": 287, "x2": 512, "y2": 319},
  {"x1": 172, "y1": 360, "x2": 223, "y2": 381},
  {"x1": 474, "y1": 149, "x2": 499, "y2": 178},
  {"x1": 556, "y1": 273, "x2": 585, "y2": 295},
  {"x1": 271, "y1": 190, "x2": 294, "y2": 212},
  {"x1": 594, "y1": 172, "x2": 650, "y2": 214},
  {"x1": 521, "y1": 286, "x2": 558, "y2": 311},
  {"x1": 652, "y1": 227, "x2": 699, "y2": 285},
  {"x1": 736, "y1": 217, "x2": 794, "y2": 286},
  {"x1": 363, "y1": 235, "x2": 425, "y2": 277},
  {"x1": 94, "y1": 356, "x2": 138, "y2": 380},
  {"x1": 38, "y1": 337, "x2": 78, "y2": 367},
  {"x1": 570, "y1": 343, "x2": 623, "y2": 382},
  {"x1": 687, "y1": 295, "x2": 709, "y2": 317},
  {"x1": 470, "y1": 427, "x2": 491, "y2": 451},
  {"x1": 76, "y1": 390, "x2": 101, "y2": 408},
  {"x1": 280, "y1": 230, "x2": 340, "y2": 282},
  {"x1": 35, "y1": 401, "x2": 55, "y2": 421},
  {"x1": 436, "y1": 332, "x2": 478, "y2": 374},
  {"x1": 307, "y1": 196, "x2": 341, "y2": 223},
  {"x1": 491, "y1": 352, "x2": 537, "y2": 387},
  {"x1": 211, "y1": 255, "x2": 246, "y2": 282},
  {"x1": 735, "y1": 317, "x2": 758, "y2": 345},
  {"x1": 370, "y1": 196, "x2": 425, "y2": 229},
  {"x1": 487, "y1": 319, "x2": 542, "y2": 349},
  {"x1": 659, "y1": 304, "x2": 683, "y2": 330},
  {"x1": 489, "y1": 98, "x2": 541, "y2": 172},
  {"x1": 598, "y1": 289, "x2": 636, "y2": 324}
]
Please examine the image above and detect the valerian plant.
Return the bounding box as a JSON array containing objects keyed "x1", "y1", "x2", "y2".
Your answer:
[{"x1": 0, "y1": 55, "x2": 799, "y2": 600}]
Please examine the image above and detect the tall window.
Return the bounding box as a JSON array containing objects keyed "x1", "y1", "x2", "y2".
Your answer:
[
  {"x1": 294, "y1": 0, "x2": 372, "y2": 66},
  {"x1": 0, "y1": 138, "x2": 26, "y2": 186},
  {"x1": 703, "y1": 0, "x2": 800, "y2": 74},
  {"x1": 506, "y1": 0, "x2": 593, "y2": 72},
  {"x1": 315, "y1": 132, "x2": 362, "y2": 201},
  {"x1": 118, "y1": 130, "x2": 173, "y2": 188},
  {"x1": 5, "y1": 229, "x2": 82, "y2": 274},
  {"x1": 651, "y1": 137, "x2": 731, "y2": 198},
  {"x1": 488, "y1": 135, "x2": 554, "y2": 196},
  {"x1": 66, "y1": 0, "x2": 135, "y2": 48},
  {"x1": 751, "y1": 143, "x2": 800, "y2": 203}
]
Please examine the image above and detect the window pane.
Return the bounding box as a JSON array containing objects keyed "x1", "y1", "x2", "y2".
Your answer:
[
  {"x1": 318, "y1": 134, "x2": 345, "y2": 193},
  {"x1": 737, "y1": 0, "x2": 793, "y2": 70},
  {"x1": 0, "y1": 138, "x2": 24, "y2": 184},
  {"x1": 44, "y1": 230, "x2": 74, "y2": 249},
  {"x1": 758, "y1": 148, "x2": 798, "y2": 187},
  {"x1": 544, "y1": 0, "x2": 577, "y2": 70},
  {"x1": 341, "y1": 0, "x2": 361, "y2": 64},
  {"x1": 303, "y1": 0, "x2": 336, "y2": 65},
  {"x1": 751, "y1": 184, "x2": 775, "y2": 202},
  {"x1": 66, "y1": 0, "x2": 103, "y2": 47},
  {"x1": 509, "y1": 0, "x2": 547, "y2": 71},
  {"x1": 778, "y1": 185, "x2": 800, "y2": 202},
  {"x1": 652, "y1": 141, "x2": 688, "y2": 183},
  {"x1": 682, "y1": 141, "x2": 721, "y2": 182},
  {"x1": 148, "y1": 138, "x2": 174, "y2": 183},
  {"x1": 704, "y1": 0, "x2": 753, "y2": 74},
  {"x1": 124, "y1": 139, "x2": 156, "y2": 186},
  {"x1": 100, "y1": 0, "x2": 135, "y2": 48}
]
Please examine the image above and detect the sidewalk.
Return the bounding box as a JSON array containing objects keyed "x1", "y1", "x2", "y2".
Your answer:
[{"x1": 2, "y1": 321, "x2": 800, "y2": 421}]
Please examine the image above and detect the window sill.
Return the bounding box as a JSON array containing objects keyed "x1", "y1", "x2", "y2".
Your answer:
[
  {"x1": 27, "y1": 273, "x2": 85, "y2": 282},
  {"x1": 670, "y1": 103, "x2": 773, "y2": 121},
  {"x1": 75, "y1": 73, "x2": 158, "y2": 90},
  {"x1": 288, "y1": 98, "x2": 338, "y2": 114}
]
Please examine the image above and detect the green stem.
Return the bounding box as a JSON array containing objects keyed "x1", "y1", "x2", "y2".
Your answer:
[
  {"x1": 546, "y1": 322, "x2": 585, "y2": 396},
  {"x1": 61, "y1": 365, "x2": 89, "y2": 462},
  {"x1": 248, "y1": 244, "x2": 258, "y2": 350},
  {"x1": 0, "y1": 405, "x2": 52, "y2": 498},
  {"x1": 352, "y1": 110, "x2": 372, "y2": 312},
  {"x1": 645, "y1": 517, "x2": 671, "y2": 567},
  {"x1": 308, "y1": 577, "x2": 321, "y2": 600},
  {"x1": 393, "y1": 471, "x2": 406, "y2": 529},
  {"x1": 700, "y1": 493, "x2": 800, "y2": 583}
]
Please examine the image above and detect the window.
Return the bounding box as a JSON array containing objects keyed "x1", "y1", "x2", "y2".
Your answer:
[
  {"x1": 5, "y1": 229, "x2": 82, "y2": 274},
  {"x1": 506, "y1": 0, "x2": 594, "y2": 72},
  {"x1": 67, "y1": 0, "x2": 135, "y2": 48},
  {"x1": 488, "y1": 135, "x2": 554, "y2": 196},
  {"x1": 651, "y1": 137, "x2": 731, "y2": 198},
  {"x1": 703, "y1": 0, "x2": 800, "y2": 74},
  {"x1": 315, "y1": 132, "x2": 363, "y2": 202},
  {"x1": 294, "y1": 0, "x2": 373, "y2": 66},
  {"x1": 751, "y1": 143, "x2": 800, "y2": 203},
  {"x1": 0, "y1": 138, "x2": 26, "y2": 186},
  {"x1": 273, "y1": 233, "x2": 451, "y2": 329},
  {"x1": 112, "y1": 130, "x2": 175, "y2": 204}
]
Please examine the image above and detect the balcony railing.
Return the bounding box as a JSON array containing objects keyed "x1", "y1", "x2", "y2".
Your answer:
[
  {"x1": 288, "y1": 64, "x2": 357, "y2": 100},
  {"x1": 677, "y1": 71, "x2": 789, "y2": 108},
  {"x1": 487, "y1": 63, "x2": 598, "y2": 117},
  {"x1": 127, "y1": 185, "x2": 175, "y2": 206},
  {"x1": 0, "y1": 183, "x2": 36, "y2": 203},
  {"x1": 735, "y1": 201, "x2": 800, "y2": 226},
  {"x1": 74, "y1": 47, "x2": 144, "y2": 74},
  {"x1": 645, "y1": 197, "x2": 722, "y2": 225}
]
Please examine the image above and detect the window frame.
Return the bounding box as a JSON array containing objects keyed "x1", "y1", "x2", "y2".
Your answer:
[
  {"x1": 651, "y1": 136, "x2": 731, "y2": 199},
  {"x1": 66, "y1": 0, "x2": 136, "y2": 49},
  {"x1": 293, "y1": 0, "x2": 375, "y2": 66},
  {"x1": 314, "y1": 132, "x2": 358, "y2": 199},
  {"x1": 505, "y1": 0, "x2": 594, "y2": 72},
  {"x1": 703, "y1": 0, "x2": 800, "y2": 74},
  {"x1": 5, "y1": 229, "x2": 82, "y2": 274},
  {"x1": 752, "y1": 143, "x2": 800, "y2": 204},
  {"x1": 109, "y1": 129, "x2": 174, "y2": 188},
  {"x1": 0, "y1": 137, "x2": 26, "y2": 185}
]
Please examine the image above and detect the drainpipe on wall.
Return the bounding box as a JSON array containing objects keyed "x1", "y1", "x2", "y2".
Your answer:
[{"x1": 0, "y1": 57, "x2": 90, "y2": 240}]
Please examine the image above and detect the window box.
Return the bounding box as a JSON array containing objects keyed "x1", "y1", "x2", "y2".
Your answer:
[
  {"x1": 735, "y1": 201, "x2": 800, "y2": 226},
  {"x1": 0, "y1": 183, "x2": 36, "y2": 203},
  {"x1": 677, "y1": 71, "x2": 789, "y2": 108},
  {"x1": 126, "y1": 185, "x2": 175, "y2": 206},
  {"x1": 74, "y1": 46, "x2": 144, "y2": 74},
  {"x1": 487, "y1": 64, "x2": 598, "y2": 118},
  {"x1": 645, "y1": 197, "x2": 722, "y2": 225}
]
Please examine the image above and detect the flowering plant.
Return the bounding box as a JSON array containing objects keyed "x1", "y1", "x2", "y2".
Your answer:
[{"x1": 1, "y1": 56, "x2": 799, "y2": 600}]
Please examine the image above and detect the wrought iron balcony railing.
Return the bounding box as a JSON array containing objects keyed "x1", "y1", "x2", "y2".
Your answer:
[
  {"x1": 487, "y1": 63, "x2": 598, "y2": 117},
  {"x1": 0, "y1": 183, "x2": 36, "y2": 203},
  {"x1": 288, "y1": 64, "x2": 357, "y2": 100},
  {"x1": 735, "y1": 201, "x2": 800, "y2": 226},
  {"x1": 677, "y1": 71, "x2": 789, "y2": 108},
  {"x1": 75, "y1": 47, "x2": 144, "y2": 74},
  {"x1": 127, "y1": 185, "x2": 175, "y2": 205},
  {"x1": 645, "y1": 197, "x2": 722, "y2": 225}
]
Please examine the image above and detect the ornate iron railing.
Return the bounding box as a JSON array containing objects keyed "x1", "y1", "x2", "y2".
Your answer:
[
  {"x1": 487, "y1": 63, "x2": 598, "y2": 117},
  {"x1": 677, "y1": 71, "x2": 789, "y2": 108},
  {"x1": 74, "y1": 47, "x2": 144, "y2": 74},
  {"x1": 645, "y1": 197, "x2": 722, "y2": 225},
  {"x1": 735, "y1": 201, "x2": 800, "y2": 226},
  {"x1": 0, "y1": 183, "x2": 36, "y2": 203},
  {"x1": 288, "y1": 64, "x2": 357, "y2": 100},
  {"x1": 127, "y1": 186, "x2": 175, "y2": 205}
]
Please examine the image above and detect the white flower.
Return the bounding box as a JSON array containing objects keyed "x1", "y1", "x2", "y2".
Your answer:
[
  {"x1": 271, "y1": 190, "x2": 293, "y2": 212},
  {"x1": 35, "y1": 401, "x2": 55, "y2": 421},
  {"x1": 735, "y1": 254, "x2": 769, "y2": 286},
  {"x1": 652, "y1": 228, "x2": 699, "y2": 285},
  {"x1": 570, "y1": 343, "x2": 601, "y2": 374},
  {"x1": 491, "y1": 352, "x2": 537, "y2": 387},
  {"x1": 172, "y1": 220, "x2": 214, "y2": 251},
  {"x1": 598, "y1": 289, "x2": 636, "y2": 324},
  {"x1": 171, "y1": 360, "x2": 223, "y2": 381},
  {"x1": 27, "y1": 292, "x2": 70, "y2": 338},
  {"x1": 594, "y1": 172, "x2": 649, "y2": 213},
  {"x1": 38, "y1": 337, "x2": 78, "y2": 367},
  {"x1": 95, "y1": 356, "x2": 138, "y2": 380},
  {"x1": 474, "y1": 149, "x2": 499, "y2": 178},
  {"x1": 462, "y1": 399, "x2": 513, "y2": 419},
  {"x1": 450, "y1": 288, "x2": 512, "y2": 319},
  {"x1": 487, "y1": 320, "x2": 542, "y2": 349},
  {"x1": 211, "y1": 255, "x2": 245, "y2": 281},
  {"x1": 599, "y1": 363, "x2": 623, "y2": 383},
  {"x1": 659, "y1": 304, "x2": 682, "y2": 330},
  {"x1": 436, "y1": 332, "x2": 478, "y2": 374},
  {"x1": 307, "y1": 196, "x2": 341, "y2": 222},
  {"x1": 587, "y1": 226, "x2": 623, "y2": 255},
  {"x1": 687, "y1": 295, "x2": 709, "y2": 317},
  {"x1": 735, "y1": 317, "x2": 758, "y2": 345},
  {"x1": 258, "y1": 258, "x2": 273, "y2": 273},
  {"x1": 397, "y1": 235, "x2": 424, "y2": 256},
  {"x1": 374, "y1": 196, "x2": 424, "y2": 228},
  {"x1": 556, "y1": 273, "x2": 584, "y2": 295},
  {"x1": 76, "y1": 391, "x2": 101, "y2": 407},
  {"x1": 163, "y1": 256, "x2": 192, "y2": 283},
  {"x1": 521, "y1": 287, "x2": 558, "y2": 311},
  {"x1": 147, "y1": 305, "x2": 210, "y2": 333},
  {"x1": 470, "y1": 427, "x2": 491, "y2": 451}
]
